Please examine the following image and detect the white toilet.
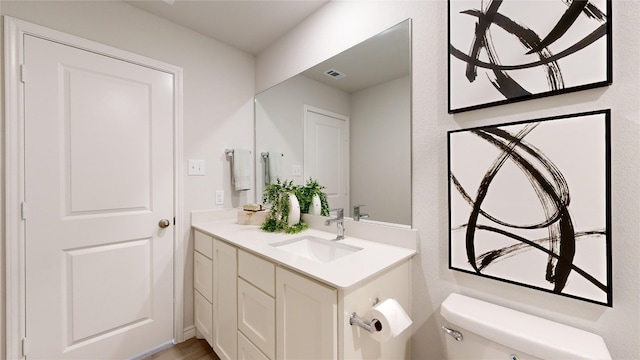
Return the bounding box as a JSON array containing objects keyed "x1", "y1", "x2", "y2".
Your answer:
[{"x1": 440, "y1": 293, "x2": 612, "y2": 360}]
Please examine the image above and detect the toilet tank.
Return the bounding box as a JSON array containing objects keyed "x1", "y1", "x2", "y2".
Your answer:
[{"x1": 440, "y1": 293, "x2": 611, "y2": 360}]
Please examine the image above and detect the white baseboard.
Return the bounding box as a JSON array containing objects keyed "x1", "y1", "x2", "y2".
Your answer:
[
  {"x1": 182, "y1": 325, "x2": 197, "y2": 341},
  {"x1": 129, "y1": 341, "x2": 174, "y2": 360},
  {"x1": 128, "y1": 326, "x2": 197, "y2": 359}
]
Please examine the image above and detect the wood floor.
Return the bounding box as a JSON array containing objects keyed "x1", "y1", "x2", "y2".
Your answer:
[{"x1": 141, "y1": 337, "x2": 220, "y2": 360}]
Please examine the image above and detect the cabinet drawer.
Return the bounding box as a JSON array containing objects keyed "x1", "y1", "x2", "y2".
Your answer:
[
  {"x1": 194, "y1": 290, "x2": 213, "y2": 347},
  {"x1": 238, "y1": 278, "x2": 275, "y2": 360},
  {"x1": 239, "y1": 250, "x2": 275, "y2": 296},
  {"x1": 238, "y1": 331, "x2": 270, "y2": 360},
  {"x1": 194, "y1": 251, "x2": 213, "y2": 301},
  {"x1": 194, "y1": 231, "x2": 213, "y2": 259}
]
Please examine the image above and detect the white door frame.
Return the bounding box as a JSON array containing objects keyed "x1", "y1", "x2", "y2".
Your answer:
[{"x1": 3, "y1": 16, "x2": 185, "y2": 359}]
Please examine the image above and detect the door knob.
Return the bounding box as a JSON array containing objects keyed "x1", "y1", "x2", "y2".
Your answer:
[{"x1": 159, "y1": 219, "x2": 171, "y2": 228}]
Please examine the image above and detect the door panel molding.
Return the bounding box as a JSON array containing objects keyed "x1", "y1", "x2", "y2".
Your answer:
[
  {"x1": 3, "y1": 16, "x2": 184, "y2": 359},
  {"x1": 303, "y1": 105, "x2": 349, "y2": 211}
]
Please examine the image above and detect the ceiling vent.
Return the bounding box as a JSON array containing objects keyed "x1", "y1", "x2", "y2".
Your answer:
[{"x1": 324, "y1": 69, "x2": 346, "y2": 80}]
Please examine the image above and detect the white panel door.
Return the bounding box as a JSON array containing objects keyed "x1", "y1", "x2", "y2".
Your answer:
[
  {"x1": 304, "y1": 106, "x2": 349, "y2": 211},
  {"x1": 23, "y1": 34, "x2": 175, "y2": 358}
]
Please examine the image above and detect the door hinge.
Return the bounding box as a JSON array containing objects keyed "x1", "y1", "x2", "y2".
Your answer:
[
  {"x1": 21, "y1": 202, "x2": 27, "y2": 220},
  {"x1": 20, "y1": 64, "x2": 27, "y2": 83},
  {"x1": 22, "y1": 337, "x2": 29, "y2": 357}
]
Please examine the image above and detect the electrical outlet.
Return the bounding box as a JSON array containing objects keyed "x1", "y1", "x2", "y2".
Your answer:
[
  {"x1": 215, "y1": 190, "x2": 224, "y2": 205},
  {"x1": 292, "y1": 164, "x2": 302, "y2": 176},
  {"x1": 188, "y1": 160, "x2": 205, "y2": 175}
]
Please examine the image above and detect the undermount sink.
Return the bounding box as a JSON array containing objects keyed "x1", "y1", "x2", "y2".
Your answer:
[{"x1": 270, "y1": 235, "x2": 362, "y2": 263}]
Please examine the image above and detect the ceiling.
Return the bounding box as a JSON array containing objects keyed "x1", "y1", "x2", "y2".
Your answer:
[
  {"x1": 300, "y1": 20, "x2": 411, "y2": 93},
  {"x1": 125, "y1": 0, "x2": 329, "y2": 55},
  {"x1": 126, "y1": 1, "x2": 410, "y2": 93}
]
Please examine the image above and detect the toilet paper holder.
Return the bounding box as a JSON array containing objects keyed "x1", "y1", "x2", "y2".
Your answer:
[
  {"x1": 350, "y1": 313, "x2": 382, "y2": 333},
  {"x1": 349, "y1": 297, "x2": 383, "y2": 333}
]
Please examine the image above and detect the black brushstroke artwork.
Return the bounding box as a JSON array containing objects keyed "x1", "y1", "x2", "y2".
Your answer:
[
  {"x1": 448, "y1": 0, "x2": 611, "y2": 113},
  {"x1": 448, "y1": 110, "x2": 611, "y2": 306}
]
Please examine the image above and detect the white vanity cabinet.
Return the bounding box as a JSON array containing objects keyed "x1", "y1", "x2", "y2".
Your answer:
[
  {"x1": 237, "y1": 252, "x2": 338, "y2": 360},
  {"x1": 193, "y1": 231, "x2": 237, "y2": 360},
  {"x1": 194, "y1": 231, "x2": 213, "y2": 345},
  {"x1": 193, "y1": 229, "x2": 412, "y2": 360}
]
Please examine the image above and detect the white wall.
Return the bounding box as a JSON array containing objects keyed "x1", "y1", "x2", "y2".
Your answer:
[
  {"x1": 1, "y1": 0, "x2": 256, "y2": 348},
  {"x1": 350, "y1": 76, "x2": 411, "y2": 225},
  {"x1": 256, "y1": 1, "x2": 640, "y2": 359},
  {"x1": 2, "y1": 1, "x2": 639, "y2": 359}
]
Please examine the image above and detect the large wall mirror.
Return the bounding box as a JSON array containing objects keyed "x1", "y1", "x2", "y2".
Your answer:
[{"x1": 255, "y1": 19, "x2": 412, "y2": 227}]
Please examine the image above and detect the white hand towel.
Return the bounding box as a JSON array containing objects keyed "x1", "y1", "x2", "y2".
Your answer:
[
  {"x1": 268, "y1": 152, "x2": 283, "y2": 184},
  {"x1": 233, "y1": 149, "x2": 251, "y2": 191}
]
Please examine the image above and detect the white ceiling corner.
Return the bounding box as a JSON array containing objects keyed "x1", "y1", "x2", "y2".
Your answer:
[{"x1": 124, "y1": 0, "x2": 330, "y2": 55}]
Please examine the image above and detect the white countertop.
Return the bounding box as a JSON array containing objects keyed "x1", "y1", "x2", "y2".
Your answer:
[{"x1": 192, "y1": 219, "x2": 416, "y2": 289}]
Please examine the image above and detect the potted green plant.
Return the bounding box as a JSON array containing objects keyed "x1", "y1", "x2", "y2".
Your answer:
[
  {"x1": 296, "y1": 178, "x2": 330, "y2": 216},
  {"x1": 260, "y1": 178, "x2": 307, "y2": 233}
]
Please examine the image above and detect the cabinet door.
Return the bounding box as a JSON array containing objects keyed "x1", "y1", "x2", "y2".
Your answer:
[
  {"x1": 238, "y1": 331, "x2": 270, "y2": 360},
  {"x1": 276, "y1": 267, "x2": 337, "y2": 360},
  {"x1": 194, "y1": 290, "x2": 213, "y2": 346},
  {"x1": 213, "y1": 238, "x2": 238, "y2": 360},
  {"x1": 238, "y1": 278, "x2": 275, "y2": 359},
  {"x1": 194, "y1": 251, "x2": 213, "y2": 301}
]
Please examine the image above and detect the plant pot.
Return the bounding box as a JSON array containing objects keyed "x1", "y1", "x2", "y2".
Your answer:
[
  {"x1": 309, "y1": 194, "x2": 322, "y2": 215},
  {"x1": 287, "y1": 193, "x2": 300, "y2": 226}
]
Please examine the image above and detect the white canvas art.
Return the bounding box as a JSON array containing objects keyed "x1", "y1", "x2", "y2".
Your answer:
[
  {"x1": 448, "y1": 0, "x2": 611, "y2": 113},
  {"x1": 448, "y1": 110, "x2": 611, "y2": 306}
]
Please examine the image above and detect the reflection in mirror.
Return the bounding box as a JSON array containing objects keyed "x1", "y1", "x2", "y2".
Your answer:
[{"x1": 255, "y1": 19, "x2": 411, "y2": 227}]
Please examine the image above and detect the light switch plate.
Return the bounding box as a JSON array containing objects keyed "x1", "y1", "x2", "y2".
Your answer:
[{"x1": 188, "y1": 160, "x2": 205, "y2": 175}]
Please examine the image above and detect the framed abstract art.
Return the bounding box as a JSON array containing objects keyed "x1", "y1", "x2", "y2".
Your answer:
[
  {"x1": 448, "y1": 0, "x2": 612, "y2": 113},
  {"x1": 447, "y1": 110, "x2": 612, "y2": 306}
]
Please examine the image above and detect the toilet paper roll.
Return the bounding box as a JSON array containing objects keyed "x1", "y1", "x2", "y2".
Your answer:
[{"x1": 365, "y1": 298, "x2": 412, "y2": 343}]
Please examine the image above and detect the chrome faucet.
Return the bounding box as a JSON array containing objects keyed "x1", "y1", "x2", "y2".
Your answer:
[
  {"x1": 324, "y1": 208, "x2": 345, "y2": 240},
  {"x1": 353, "y1": 205, "x2": 369, "y2": 221}
]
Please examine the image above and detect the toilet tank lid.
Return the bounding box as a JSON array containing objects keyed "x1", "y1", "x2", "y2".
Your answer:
[{"x1": 440, "y1": 293, "x2": 611, "y2": 360}]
